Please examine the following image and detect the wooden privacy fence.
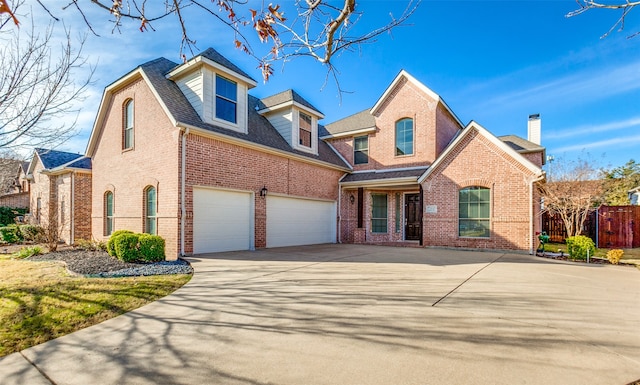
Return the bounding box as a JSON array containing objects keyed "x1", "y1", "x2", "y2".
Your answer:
[{"x1": 542, "y1": 206, "x2": 640, "y2": 248}]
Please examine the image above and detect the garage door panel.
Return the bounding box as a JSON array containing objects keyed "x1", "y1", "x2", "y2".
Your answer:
[
  {"x1": 267, "y1": 196, "x2": 336, "y2": 248},
  {"x1": 193, "y1": 188, "x2": 252, "y2": 254}
]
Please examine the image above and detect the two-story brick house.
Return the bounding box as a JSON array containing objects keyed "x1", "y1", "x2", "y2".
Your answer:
[
  {"x1": 86, "y1": 48, "x2": 350, "y2": 259},
  {"x1": 323, "y1": 71, "x2": 545, "y2": 252},
  {"x1": 86, "y1": 48, "x2": 544, "y2": 259}
]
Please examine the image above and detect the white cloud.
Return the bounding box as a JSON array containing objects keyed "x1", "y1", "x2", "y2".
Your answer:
[
  {"x1": 544, "y1": 116, "x2": 640, "y2": 140},
  {"x1": 552, "y1": 133, "x2": 640, "y2": 153}
]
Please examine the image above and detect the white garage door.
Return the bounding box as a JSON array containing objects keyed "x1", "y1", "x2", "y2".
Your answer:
[
  {"x1": 193, "y1": 188, "x2": 252, "y2": 253},
  {"x1": 267, "y1": 195, "x2": 336, "y2": 248}
]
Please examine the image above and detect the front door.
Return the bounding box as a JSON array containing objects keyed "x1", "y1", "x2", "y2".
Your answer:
[{"x1": 405, "y1": 193, "x2": 421, "y2": 241}]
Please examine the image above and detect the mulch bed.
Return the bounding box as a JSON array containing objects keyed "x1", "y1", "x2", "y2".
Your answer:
[
  {"x1": 28, "y1": 250, "x2": 145, "y2": 275},
  {"x1": 535, "y1": 252, "x2": 635, "y2": 267}
]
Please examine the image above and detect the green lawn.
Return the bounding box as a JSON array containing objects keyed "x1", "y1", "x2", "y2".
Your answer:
[{"x1": 0, "y1": 255, "x2": 191, "y2": 357}]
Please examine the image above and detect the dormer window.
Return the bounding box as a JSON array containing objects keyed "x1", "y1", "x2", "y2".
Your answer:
[
  {"x1": 299, "y1": 112, "x2": 312, "y2": 147},
  {"x1": 215, "y1": 75, "x2": 237, "y2": 124}
]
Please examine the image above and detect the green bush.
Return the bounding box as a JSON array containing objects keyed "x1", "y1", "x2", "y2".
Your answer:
[
  {"x1": 566, "y1": 235, "x2": 596, "y2": 261},
  {"x1": 113, "y1": 233, "x2": 141, "y2": 263},
  {"x1": 19, "y1": 225, "x2": 45, "y2": 243},
  {"x1": 13, "y1": 246, "x2": 43, "y2": 259},
  {"x1": 0, "y1": 225, "x2": 23, "y2": 244},
  {"x1": 106, "y1": 230, "x2": 134, "y2": 256},
  {"x1": 0, "y1": 207, "x2": 27, "y2": 226},
  {"x1": 139, "y1": 234, "x2": 165, "y2": 262}
]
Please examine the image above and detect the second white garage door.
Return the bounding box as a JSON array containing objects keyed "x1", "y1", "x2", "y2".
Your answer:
[
  {"x1": 193, "y1": 188, "x2": 252, "y2": 254},
  {"x1": 266, "y1": 195, "x2": 336, "y2": 248}
]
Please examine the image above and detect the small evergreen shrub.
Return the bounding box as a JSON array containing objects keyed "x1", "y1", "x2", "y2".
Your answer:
[
  {"x1": 0, "y1": 225, "x2": 23, "y2": 244},
  {"x1": 0, "y1": 207, "x2": 27, "y2": 226},
  {"x1": 13, "y1": 246, "x2": 43, "y2": 259},
  {"x1": 565, "y1": 235, "x2": 596, "y2": 261},
  {"x1": 606, "y1": 249, "x2": 624, "y2": 265},
  {"x1": 106, "y1": 230, "x2": 134, "y2": 256},
  {"x1": 113, "y1": 233, "x2": 141, "y2": 263},
  {"x1": 19, "y1": 225, "x2": 45, "y2": 243},
  {"x1": 138, "y1": 234, "x2": 165, "y2": 262}
]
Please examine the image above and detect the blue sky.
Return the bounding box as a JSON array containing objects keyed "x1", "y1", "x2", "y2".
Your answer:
[{"x1": 21, "y1": 0, "x2": 640, "y2": 170}]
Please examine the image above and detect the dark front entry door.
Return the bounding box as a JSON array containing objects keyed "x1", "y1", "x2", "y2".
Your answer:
[{"x1": 405, "y1": 193, "x2": 421, "y2": 241}]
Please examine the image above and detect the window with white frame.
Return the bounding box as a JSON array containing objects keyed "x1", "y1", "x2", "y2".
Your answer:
[
  {"x1": 459, "y1": 186, "x2": 490, "y2": 238},
  {"x1": 123, "y1": 99, "x2": 134, "y2": 150},
  {"x1": 371, "y1": 194, "x2": 388, "y2": 233},
  {"x1": 215, "y1": 75, "x2": 237, "y2": 124},
  {"x1": 299, "y1": 111, "x2": 312, "y2": 147},
  {"x1": 354, "y1": 135, "x2": 369, "y2": 164},
  {"x1": 395, "y1": 118, "x2": 414, "y2": 156}
]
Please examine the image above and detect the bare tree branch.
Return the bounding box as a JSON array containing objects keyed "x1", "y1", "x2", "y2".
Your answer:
[
  {"x1": 0, "y1": 15, "x2": 93, "y2": 150},
  {"x1": 567, "y1": 1, "x2": 640, "y2": 38}
]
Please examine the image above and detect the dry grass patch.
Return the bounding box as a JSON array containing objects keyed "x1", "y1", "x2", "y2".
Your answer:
[{"x1": 0, "y1": 255, "x2": 191, "y2": 357}]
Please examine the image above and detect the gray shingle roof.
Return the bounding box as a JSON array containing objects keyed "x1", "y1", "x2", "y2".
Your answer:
[
  {"x1": 258, "y1": 89, "x2": 323, "y2": 115},
  {"x1": 197, "y1": 47, "x2": 256, "y2": 83},
  {"x1": 340, "y1": 168, "x2": 428, "y2": 183},
  {"x1": 498, "y1": 135, "x2": 544, "y2": 153},
  {"x1": 139, "y1": 56, "x2": 348, "y2": 169},
  {"x1": 321, "y1": 109, "x2": 376, "y2": 137},
  {"x1": 36, "y1": 148, "x2": 84, "y2": 170}
]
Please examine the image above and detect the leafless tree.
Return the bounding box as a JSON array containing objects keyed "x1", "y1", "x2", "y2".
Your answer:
[
  {"x1": 0, "y1": 3, "x2": 93, "y2": 151},
  {"x1": 539, "y1": 157, "x2": 604, "y2": 238},
  {"x1": 567, "y1": 1, "x2": 640, "y2": 38},
  {"x1": 3, "y1": 1, "x2": 419, "y2": 85}
]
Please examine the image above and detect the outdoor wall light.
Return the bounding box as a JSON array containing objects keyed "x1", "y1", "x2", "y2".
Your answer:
[
  {"x1": 260, "y1": 186, "x2": 268, "y2": 197},
  {"x1": 349, "y1": 194, "x2": 355, "y2": 204}
]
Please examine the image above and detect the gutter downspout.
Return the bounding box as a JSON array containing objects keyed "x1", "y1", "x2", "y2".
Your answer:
[
  {"x1": 529, "y1": 173, "x2": 546, "y2": 254},
  {"x1": 180, "y1": 127, "x2": 190, "y2": 257}
]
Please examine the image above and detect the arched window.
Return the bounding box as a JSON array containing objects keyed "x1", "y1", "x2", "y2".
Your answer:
[
  {"x1": 144, "y1": 186, "x2": 157, "y2": 235},
  {"x1": 395, "y1": 118, "x2": 414, "y2": 156},
  {"x1": 104, "y1": 191, "x2": 114, "y2": 236},
  {"x1": 459, "y1": 187, "x2": 490, "y2": 238},
  {"x1": 123, "y1": 99, "x2": 134, "y2": 149}
]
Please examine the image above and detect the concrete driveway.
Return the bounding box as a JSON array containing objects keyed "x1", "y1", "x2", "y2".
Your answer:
[{"x1": 2, "y1": 244, "x2": 639, "y2": 385}]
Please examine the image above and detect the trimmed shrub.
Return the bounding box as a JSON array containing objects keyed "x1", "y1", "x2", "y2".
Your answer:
[
  {"x1": 566, "y1": 235, "x2": 596, "y2": 261},
  {"x1": 606, "y1": 249, "x2": 624, "y2": 265},
  {"x1": 106, "y1": 230, "x2": 134, "y2": 256},
  {"x1": 19, "y1": 225, "x2": 45, "y2": 243},
  {"x1": 139, "y1": 234, "x2": 165, "y2": 262},
  {"x1": 0, "y1": 207, "x2": 27, "y2": 226},
  {"x1": 0, "y1": 225, "x2": 23, "y2": 244},
  {"x1": 113, "y1": 233, "x2": 141, "y2": 263}
]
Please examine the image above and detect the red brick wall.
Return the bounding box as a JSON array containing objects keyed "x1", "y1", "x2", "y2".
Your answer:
[
  {"x1": 91, "y1": 76, "x2": 181, "y2": 258},
  {"x1": 74, "y1": 172, "x2": 92, "y2": 242},
  {"x1": 183, "y1": 134, "x2": 344, "y2": 251},
  {"x1": 521, "y1": 151, "x2": 545, "y2": 168},
  {"x1": 327, "y1": 78, "x2": 461, "y2": 171},
  {"x1": 0, "y1": 192, "x2": 29, "y2": 209},
  {"x1": 421, "y1": 128, "x2": 540, "y2": 251}
]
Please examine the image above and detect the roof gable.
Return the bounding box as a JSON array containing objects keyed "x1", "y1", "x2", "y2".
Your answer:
[
  {"x1": 418, "y1": 121, "x2": 543, "y2": 183},
  {"x1": 257, "y1": 89, "x2": 323, "y2": 117},
  {"x1": 370, "y1": 70, "x2": 463, "y2": 127},
  {"x1": 321, "y1": 109, "x2": 376, "y2": 138},
  {"x1": 35, "y1": 148, "x2": 83, "y2": 170}
]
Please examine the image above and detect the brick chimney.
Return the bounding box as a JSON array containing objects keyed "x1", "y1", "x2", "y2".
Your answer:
[{"x1": 528, "y1": 114, "x2": 541, "y2": 145}]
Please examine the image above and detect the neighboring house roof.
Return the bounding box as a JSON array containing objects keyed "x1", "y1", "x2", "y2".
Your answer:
[
  {"x1": 65, "y1": 157, "x2": 92, "y2": 170},
  {"x1": 35, "y1": 148, "x2": 84, "y2": 169},
  {"x1": 340, "y1": 167, "x2": 429, "y2": 186},
  {"x1": 87, "y1": 52, "x2": 349, "y2": 170},
  {"x1": 20, "y1": 161, "x2": 29, "y2": 174},
  {"x1": 320, "y1": 109, "x2": 376, "y2": 138},
  {"x1": 257, "y1": 89, "x2": 323, "y2": 117},
  {"x1": 27, "y1": 148, "x2": 91, "y2": 177}
]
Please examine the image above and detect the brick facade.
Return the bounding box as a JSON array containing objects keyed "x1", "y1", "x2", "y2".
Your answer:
[
  {"x1": 183, "y1": 134, "x2": 343, "y2": 252},
  {"x1": 91, "y1": 76, "x2": 181, "y2": 258},
  {"x1": 421, "y1": 128, "x2": 541, "y2": 251},
  {"x1": 0, "y1": 192, "x2": 29, "y2": 209}
]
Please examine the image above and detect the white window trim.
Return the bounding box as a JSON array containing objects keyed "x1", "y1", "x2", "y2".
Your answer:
[{"x1": 293, "y1": 109, "x2": 318, "y2": 154}]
